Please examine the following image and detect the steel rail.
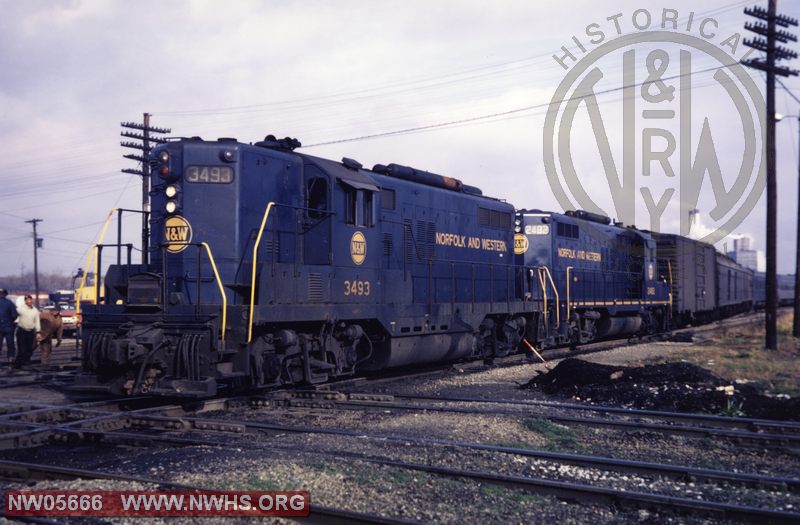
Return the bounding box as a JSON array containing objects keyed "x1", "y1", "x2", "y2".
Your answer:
[
  {"x1": 0, "y1": 460, "x2": 420, "y2": 525},
  {"x1": 9, "y1": 428, "x2": 798, "y2": 525},
  {"x1": 380, "y1": 393, "x2": 800, "y2": 434},
  {"x1": 2, "y1": 398, "x2": 798, "y2": 521},
  {"x1": 7, "y1": 394, "x2": 794, "y2": 494},
  {"x1": 103, "y1": 411, "x2": 800, "y2": 493},
  {"x1": 326, "y1": 398, "x2": 800, "y2": 449}
]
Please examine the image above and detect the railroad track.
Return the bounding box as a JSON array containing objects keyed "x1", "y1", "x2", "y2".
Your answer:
[
  {"x1": 264, "y1": 391, "x2": 800, "y2": 451},
  {"x1": 0, "y1": 310, "x2": 791, "y2": 523},
  {"x1": 0, "y1": 342, "x2": 81, "y2": 391},
  {"x1": 3, "y1": 392, "x2": 798, "y2": 493},
  {"x1": 383, "y1": 393, "x2": 800, "y2": 434},
  {"x1": 0, "y1": 460, "x2": 418, "y2": 525},
  {"x1": 1, "y1": 394, "x2": 798, "y2": 522},
  {"x1": 7, "y1": 411, "x2": 800, "y2": 523}
]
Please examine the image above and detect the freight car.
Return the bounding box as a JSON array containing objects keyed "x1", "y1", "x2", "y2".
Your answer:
[
  {"x1": 754, "y1": 272, "x2": 795, "y2": 307},
  {"x1": 716, "y1": 253, "x2": 754, "y2": 318},
  {"x1": 653, "y1": 233, "x2": 753, "y2": 327}
]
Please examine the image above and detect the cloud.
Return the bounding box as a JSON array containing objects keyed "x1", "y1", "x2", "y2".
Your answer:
[{"x1": 0, "y1": 0, "x2": 798, "y2": 279}]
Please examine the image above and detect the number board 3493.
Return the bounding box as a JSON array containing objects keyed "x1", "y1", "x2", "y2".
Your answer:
[{"x1": 185, "y1": 166, "x2": 234, "y2": 184}]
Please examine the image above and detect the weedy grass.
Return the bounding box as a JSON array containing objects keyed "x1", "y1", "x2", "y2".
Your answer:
[
  {"x1": 522, "y1": 418, "x2": 584, "y2": 452},
  {"x1": 641, "y1": 311, "x2": 800, "y2": 396}
]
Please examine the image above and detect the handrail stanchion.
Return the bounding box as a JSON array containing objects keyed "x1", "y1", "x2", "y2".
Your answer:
[
  {"x1": 248, "y1": 202, "x2": 275, "y2": 344},
  {"x1": 196, "y1": 245, "x2": 202, "y2": 316},
  {"x1": 117, "y1": 209, "x2": 123, "y2": 265},
  {"x1": 537, "y1": 268, "x2": 548, "y2": 325},
  {"x1": 539, "y1": 266, "x2": 560, "y2": 329},
  {"x1": 200, "y1": 242, "x2": 227, "y2": 348},
  {"x1": 668, "y1": 259, "x2": 674, "y2": 311},
  {"x1": 162, "y1": 246, "x2": 168, "y2": 315},
  {"x1": 566, "y1": 266, "x2": 573, "y2": 321}
]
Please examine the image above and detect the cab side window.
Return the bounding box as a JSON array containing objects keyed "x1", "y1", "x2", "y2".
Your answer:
[
  {"x1": 306, "y1": 177, "x2": 328, "y2": 219},
  {"x1": 345, "y1": 188, "x2": 376, "y2": 227}
]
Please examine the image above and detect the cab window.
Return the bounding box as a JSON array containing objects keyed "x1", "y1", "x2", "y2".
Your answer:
[
  {"x1": 345, "y1": 188, "x2": 376, "y2": 227},
  {"x1": 306, "y1": 177, "x2": 328, "y2": 219}
]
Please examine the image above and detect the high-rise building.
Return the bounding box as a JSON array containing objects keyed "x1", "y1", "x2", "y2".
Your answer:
[
  {"x1": 733, "y1": 237, "x2": 751, "y2": 252},
  {"x1": 728, "y1": 235, "x2": 760, "y2": 271}
]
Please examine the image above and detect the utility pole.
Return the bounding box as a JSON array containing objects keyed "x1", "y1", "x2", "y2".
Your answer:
[
  {"x1": 742, "y1": 1, "x2": 798, "y2": 350},
  {"x1": 794, "y1": 114, "x2": 800, "y2": 337},
  {"x1": 121, "y1": 113, "x2": 171, "y2": 266},
  {"x1": 25, "y1": 219, "x2": 42, "y2": 308}
]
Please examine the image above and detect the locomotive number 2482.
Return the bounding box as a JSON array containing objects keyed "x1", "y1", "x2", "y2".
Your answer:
[{"x1": 344, "y1": 280, "x2": 371, "y2": 296}]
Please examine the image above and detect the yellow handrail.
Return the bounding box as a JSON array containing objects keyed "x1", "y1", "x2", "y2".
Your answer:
[
  {"x1": 76, "y1": 208, "x2": 117, "y2": 317},
  {"x1": 201, "y1": 242, "x2": 227, "y2": 347},
  {"x1": 667, "y1": 259, "x2": 673, "y2": 310},
  {"x1": 248, "y1": 202, "x2": 276, "y2": 343},
  {"x1": 541, "y1": 266, "x2": 561, "y2": 328},
  {"x1": 566, "y1": 266, "x2": 573, "y2": 321},
  {"x1": 537, "y1": 268, "x2": 548, "y2": 324}
]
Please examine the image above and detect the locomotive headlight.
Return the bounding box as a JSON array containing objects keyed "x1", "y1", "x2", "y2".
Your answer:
[
  {"x1": 158, "y1": 151, "x2": 169, "y2": 163},
  {"x1": 165, "y1": 200, "x2": 178, "y2": 214},
  {"x1": 222, "y1": 150, "x2": 235, "y2": 162},
  {"x1": 165, "y1": 185, "x2": 179, "y2": 198},
  {"x1": 514, "y1": 226, "x2": 521, "y2": 233}
]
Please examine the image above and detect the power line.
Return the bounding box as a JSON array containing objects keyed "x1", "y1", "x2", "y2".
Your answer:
[
  {"x1": 1, "y1": 187, "x2": 127, "y2": 214},
  {"x1": 154, "y1": 2, "x2": 751, "y2": 120},
  {"x1": 43, "y1": 219, "x2": 113, "y2": 236},
  {"x1": 304, "y1": 64, "x2": 738, "y2": 148},
  {"x1": 69, "y1": 174, "x2": 137, "y2": 278},
  {"x1": 778, "y1": 77, "x2": 800, "y2": 105},
  {"x1": 0, "y1": 209, "x2": 28, "y2": 220}
]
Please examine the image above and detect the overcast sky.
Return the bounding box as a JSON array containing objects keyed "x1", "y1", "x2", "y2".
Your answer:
[{"x1": 1, "y1": 0, "x2": 799, "y2": 280}]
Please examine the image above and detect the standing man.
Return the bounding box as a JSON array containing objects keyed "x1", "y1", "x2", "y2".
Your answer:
[
  {"x1": 0, "y1": 289, "x2": 17, "y2": 365},
  {"x1": 14, "y1": 295, "x2": 40, "y2": 368},
  {"x1": 38, "y1": 309, "x2": 63, "y2": 367}
]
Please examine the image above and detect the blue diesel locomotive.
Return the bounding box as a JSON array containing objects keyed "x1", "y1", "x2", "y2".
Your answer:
[
  {"x1": 76, "y1": 136, "x2": 709, "y2": 397},
  {"x1": 79, "y1": 136, "x2": 535, "y2": 395},
  {"x1": 515, "y1": 209, "x2": 670, "y2": 345}
]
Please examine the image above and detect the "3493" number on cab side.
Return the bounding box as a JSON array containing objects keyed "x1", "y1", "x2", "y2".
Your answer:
[{"x1": 344, "y1": 280, "x2": 371, "y2": 296}]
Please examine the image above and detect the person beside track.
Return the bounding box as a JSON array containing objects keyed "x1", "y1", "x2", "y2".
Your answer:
[
  {"x1": 0, "y1": 289, "x2": 17, "y2": 365},
  {"x1": 14, "y1": 295, "x2": 40, "y2": 369}
]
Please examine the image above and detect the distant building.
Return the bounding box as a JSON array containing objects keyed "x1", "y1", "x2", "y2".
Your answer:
[
  {"x1": 733, "y1": 237, "x2": 751, "y2": 251},
  {"x1": 727, "y1": 235, "x2": 760, "y2": 271}
]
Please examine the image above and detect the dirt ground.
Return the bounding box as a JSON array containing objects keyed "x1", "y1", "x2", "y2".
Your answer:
[
  {"x1": 634, "y1": 311, "x2": 800, "y2": 396},
  {"x1": 521, "y1": 311, "x2": 800, "y2": 420},
  {"x1": 521, "y1": 357, "x2": 800, "y2": 419}
]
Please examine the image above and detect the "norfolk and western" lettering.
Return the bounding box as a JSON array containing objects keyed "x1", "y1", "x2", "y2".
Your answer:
[{"x1": 435, "y1": 232, "x2": 507, "y2": 253}]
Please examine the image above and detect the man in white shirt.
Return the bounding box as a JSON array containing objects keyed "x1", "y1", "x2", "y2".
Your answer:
[{"x1": 14, "y1": 295, "x2": 40, "y2": 368}]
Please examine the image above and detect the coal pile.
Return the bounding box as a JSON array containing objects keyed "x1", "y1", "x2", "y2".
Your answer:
[{"x1": 521, "y1": 358, "x2": 800, "y2": 420}]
